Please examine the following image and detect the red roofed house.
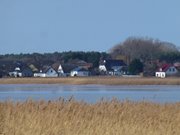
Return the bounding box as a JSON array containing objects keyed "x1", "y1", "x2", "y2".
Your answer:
[{"x1": 156, "y1": 64, "x2": 178, "y2": 78}]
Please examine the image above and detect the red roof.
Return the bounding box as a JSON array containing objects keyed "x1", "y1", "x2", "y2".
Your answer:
[{"x1": 160, "y1": 64, "x2": 172, "y2": 72}]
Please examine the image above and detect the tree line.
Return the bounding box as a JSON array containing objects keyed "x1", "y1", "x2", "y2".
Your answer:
[
  {"x1": 1, "y1": 37, "x2": 180, "y2": 76},
  {"x1": 0, "y1": 51, "x2": 110, "y2": 76}
]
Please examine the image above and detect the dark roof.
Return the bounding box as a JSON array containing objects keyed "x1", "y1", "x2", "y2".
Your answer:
[
  {"x1": 52, "y1": 62, "x2": 61, "y2": 71},
  {"x1": 12, "y1": 65, "x2": 33, "y2": 72},
  {"x1": 21, "y1": 67, "x2": 33, "y2": 72},
  {"x1": 71, "y1": 67, "x2": 88, "y2": 72},
  {"x1": 103, "y1": 60, "x2": 127, "y2": 70},
  {"x1": 41, "y1": 66, "x2": 53, "y2": 73},
  {"x1": 61, "y1": 64, "x2": 77, "y2": 73}
]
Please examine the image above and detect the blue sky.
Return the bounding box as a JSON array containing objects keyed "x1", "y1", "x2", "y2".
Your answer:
[{"x1": 0, "y1": 0, "x2": 180, "y2": 54}]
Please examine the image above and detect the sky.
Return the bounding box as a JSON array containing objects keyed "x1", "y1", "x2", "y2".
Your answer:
[{"x1": 0, "y1": 0, "x2": 180, "y2": 54}]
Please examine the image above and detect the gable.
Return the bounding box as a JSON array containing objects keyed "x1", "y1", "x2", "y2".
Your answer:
[
  {"x1": 165, "y1": 66, "x2": 178, "y2": 73},
  {"x1": 58, "y1": 65, "x2": 64, "y2": 73},
  {"x1": 61, "y1": 64, "x2": 77, "y2": 73},
  {"x1": 104, "y1": 60, "x2": 126, "y2": 70},
  {"x1": 46, "y1": 68, "x2": 57, "y2": 75}
]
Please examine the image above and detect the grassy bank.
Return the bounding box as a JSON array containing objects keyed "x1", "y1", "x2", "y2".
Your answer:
[
  {"x1": 0, "y1": 77, "x2": 180, "y2": 85},
  {"x1": 0, "y1": 99, "x2": 180, "y2": 135}
]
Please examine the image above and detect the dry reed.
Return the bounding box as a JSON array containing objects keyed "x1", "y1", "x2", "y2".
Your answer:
[
  {"x1": 0, "y1": 98, "x2": 180, "y2": 135},
  {"x1": 1, "y1": 77, "x2": 180, "y2": 85}
]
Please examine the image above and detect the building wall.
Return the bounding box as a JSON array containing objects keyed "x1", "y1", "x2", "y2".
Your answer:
[
  {"x1": 165, "y1": 66, "x2": 178, "y2": 75},
  {"x1": 9, "y1": 71, "x2": 22, "y2": 77},
  {"x1": 45, "y1": 68, "x2": 58, "y2": 77},
  {"x1": 155, "y1": 72, "x2": 166, "y2": 78},
  {"x1": 58, "y1": 65, "x2": 64, "y2": 74},
  {"x1": 22, "y1": 69, "x2": 33, "y2": 77},
  {"x1": 99, "y1": 65, "x2": 107, "y2": 72},
  {"x1": 71, "y1": 71, "x2": 89, "y2": 77},
  {"x1": 34, "y1": 73, "x2": 46, "y2": 77}
]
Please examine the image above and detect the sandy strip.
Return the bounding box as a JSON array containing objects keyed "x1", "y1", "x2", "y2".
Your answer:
[{"x1": 0, "y1": 77, "x2": 180, "y2": 85}]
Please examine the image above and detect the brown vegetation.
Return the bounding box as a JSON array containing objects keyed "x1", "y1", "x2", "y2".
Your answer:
[
  {"x1": 110, "y1": 37, "x2": 178, "y2": 63},
  {"x1": 0, "y1": 99, "x2": 180, "y2": 135},
  {"x1": 1, "y1": 77, "x2": 180, "y2": 85}
]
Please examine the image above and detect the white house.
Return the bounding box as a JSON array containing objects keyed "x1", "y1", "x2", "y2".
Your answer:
[
  {"x1": 155, "y1": 72, "x2": 166, "y2": 78},
  {"x1": 34, "y1": 71, "x2": 46, "y2": 77},
  {"x1": 34, "y1": 67, "x2": 58, "y2": 77},
  {"x1": 9, "y1": 67, "x2": 22, "y2": 77},
  {"x1": 70, "y1": 67, "x2": 89, "y2": 77},
  {"x1": 156, "y1": 64, "x2": 178, "y2": 78},
  {"x1": 99, "y1": 60, "x2": 127, "y2": 76},
  {"x1": 54, "y1": 64, "x2": 77, "y2": 77},
  {"x1": 45, "y1": 67, "x2": 58, "y2": 77}
]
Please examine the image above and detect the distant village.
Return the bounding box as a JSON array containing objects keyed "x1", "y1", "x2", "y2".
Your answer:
[
  {"x1": 7, "y1": 59, "x2": 127, "y2": 78},
  {"x1": 1, "y1": 37, "x2": 180, "y2": 78},
  {"x1": 0, "y1": 58, "x2": 180, "y2": 79}
]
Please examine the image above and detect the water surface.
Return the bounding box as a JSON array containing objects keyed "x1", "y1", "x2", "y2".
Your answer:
[{"x1": 0, "y1": 84, "x2": 180, "y2": 103}]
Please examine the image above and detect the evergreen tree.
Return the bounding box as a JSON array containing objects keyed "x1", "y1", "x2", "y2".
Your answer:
[{"x1": 128, "y1": 59, "x2": 143, "y2": 75}]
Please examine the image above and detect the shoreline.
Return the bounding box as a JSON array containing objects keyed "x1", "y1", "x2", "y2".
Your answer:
[{"x1": 0, "y1": 77, "x2": 180, "y2": 85}]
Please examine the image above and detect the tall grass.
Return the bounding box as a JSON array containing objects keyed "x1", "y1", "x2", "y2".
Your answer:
[
  {"x1": 0, "y1": 98, "x2": 180, "y2": 135},
  {"x1": 1, "y1": 77, "x2": 180, "y2": 85}
]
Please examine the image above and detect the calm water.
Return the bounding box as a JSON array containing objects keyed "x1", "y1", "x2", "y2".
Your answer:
[{"x1": 0, "y1": 84, "x2": 180, "y2": 103}]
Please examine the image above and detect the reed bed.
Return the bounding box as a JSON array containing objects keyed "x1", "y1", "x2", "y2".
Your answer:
[
  {"x1": 0, "y1": 99, "x2": 180, "y2": 135},
  {"x1": 1, "y1": 77, "x2": 180, "y2": 85}
]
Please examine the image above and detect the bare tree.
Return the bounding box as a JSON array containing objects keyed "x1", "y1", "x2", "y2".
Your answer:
[{"x1": 110, "y1": 37, "x2": 178, "y2": 63}]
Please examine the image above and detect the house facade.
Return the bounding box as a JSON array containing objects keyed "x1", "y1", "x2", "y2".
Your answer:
[
  {"x1": 34, "y1": 72, "x2": 46, "y2": 77},
  {"x1": 9, "y1": 67, "x2": 22, "y2": 77},
  {"x1": 9, "y1": 67, "x2": 33, "y2": 77},
  {"x1": 57, "y1": 64, "x2": 77, "y2": 77},
  {"x1": 155, "y1": 72, "x2": 166, "y2": 78},
  {"x1": 99, "y1": 60, "x2": 127, "y2": 76},
  {"x1": 21, "y1": 67, "x2": 33, "y2": 77},
  {"x1": 70, "y1": 67, "x2": 89, "y2": 77},
  {"x1": 45, "y1": 67, "x2": 58, "y2": 77},
  {"x1": 156, "y1": 64, "x2": 178, "y2": 77},
  {"x1": 34, "y1": 66, "x2": 58, "y2": 77}
]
